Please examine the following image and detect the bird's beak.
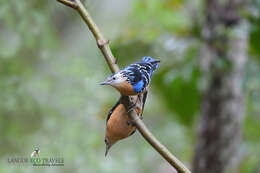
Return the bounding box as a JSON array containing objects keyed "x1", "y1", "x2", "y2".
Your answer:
[
  {"x1": 153, "y1": 59, "x2": 161, "y2": 64},
  {"x1": 105, "y1": 144, "x2": 111, "y2": 157},
  {"x1": 100, "y1": 81, "x2": 109, "y2": 85},
  {"x1": 100, "y1": 79, "x2": 111, "y2": 85}
]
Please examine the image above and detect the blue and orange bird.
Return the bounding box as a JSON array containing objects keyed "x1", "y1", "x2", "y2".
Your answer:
[
  {"x1": 102, "y1": 56, "x2": 160, "y2": 156},
  {"x1": 104, "y1": 93, "x2": 147, "y2": 156},
  {"x1": 100, "y1": 56, "x2": 160, "y2": 96}
]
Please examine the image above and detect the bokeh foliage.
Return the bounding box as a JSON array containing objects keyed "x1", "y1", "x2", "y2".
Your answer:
[{"x1": 0, "y1": 0, "x2": 260, "y2": 172}]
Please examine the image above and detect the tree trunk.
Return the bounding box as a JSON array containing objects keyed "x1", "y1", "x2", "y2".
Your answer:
[{"x1": 193, "y1": 0, "x2": 248, "y2": 173}]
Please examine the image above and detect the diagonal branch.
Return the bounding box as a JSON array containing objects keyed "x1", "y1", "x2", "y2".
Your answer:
[
  {"x1": 57, "y1": 0, "x2": 191, "y2": 172},
  {"x1": 57, "y1": 0, "x2": 120, "y2": 72},
  {"x1": 57, "y1": 0, "x2": 77, "y2": 9}
]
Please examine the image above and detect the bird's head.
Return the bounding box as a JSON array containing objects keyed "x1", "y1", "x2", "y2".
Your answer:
[
  {"x1": 100, "y1": 72, "x2": 126, "y2": 87},
  {"x1": 142, "y1": 56, "x2": 160, "y2": 70},
  {"x1": 104, "y1": 137, "x2": 117, "y2": 156},
  {"x1": 34, "y1": 147, "x2": 40, "y2": 153}
]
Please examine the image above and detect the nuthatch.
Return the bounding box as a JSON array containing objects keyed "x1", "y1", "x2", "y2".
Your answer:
[
  {"x1": 100, "y1": 57, "x2": 160, "y2": 96},
  {"x1": 104, "y1": 92, "x2": 147, "y2": 156}
]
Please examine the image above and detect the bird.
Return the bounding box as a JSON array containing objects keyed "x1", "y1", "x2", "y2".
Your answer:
[
  {"x1": 31, "y1": 147, "x2": 40, "y2": 158},
  {"x1": 104, "y1": 92, "x2": 147, "y2": 156},
  {"x1": 100, "y1": 56, "x2": 160, "y2": 96}
]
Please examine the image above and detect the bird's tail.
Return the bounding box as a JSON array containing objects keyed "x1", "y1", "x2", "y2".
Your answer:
[{"x1": 142, "y1": 56, "x2": 160, "y2": 70}]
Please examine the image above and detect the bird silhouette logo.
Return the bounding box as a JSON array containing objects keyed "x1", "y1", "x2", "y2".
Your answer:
[{"x1": 31, "y1": 147, "x2": 40, "y2": 158}]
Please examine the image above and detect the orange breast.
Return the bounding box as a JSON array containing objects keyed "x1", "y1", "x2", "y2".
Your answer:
[
  {"x1": 106, "y1": 103, "x2": 136, "y2": 144},
  {"x1": 115, "y1": 81, "x2": 136, "y2": 96}
]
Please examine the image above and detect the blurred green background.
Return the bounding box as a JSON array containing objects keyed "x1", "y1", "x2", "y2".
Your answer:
[{"x1": 0, "y1": 0, "x2": 260, "y2": 172}]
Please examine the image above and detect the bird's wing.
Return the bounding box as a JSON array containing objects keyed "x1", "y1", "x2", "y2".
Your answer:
[
  {"x1": 106, "y1": 99, "x2": 120, "y2": 124},
  {"x1": 127, "y1": 62, "x2": 153, "y2": 92},
  {"x1": 123, "y1": 66, "x2": 142, "y2": 84}
]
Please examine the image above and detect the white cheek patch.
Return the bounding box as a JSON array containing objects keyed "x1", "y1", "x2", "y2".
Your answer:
[
  {"x1": 110, "y1": 73, "x2": 126, "y2": 86},
  {"x1": 113, "y1": 78, "x2": 125, "y2": 85}
]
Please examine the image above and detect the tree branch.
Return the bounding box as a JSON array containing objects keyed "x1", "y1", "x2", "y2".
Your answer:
[
  {"x1": 57, "y1": 0, "x2": 191, "y2": 172},
  {"x1": 57, "y1": 0, "x2": 77, "y2": 9}
]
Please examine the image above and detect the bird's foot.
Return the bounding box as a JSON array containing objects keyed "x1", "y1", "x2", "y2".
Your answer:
[
  {"x1": 127, "y1": 120, "x2": 135, "y2": 126},
  {"x1": 127, "y1": 102, "x2": 137, "y2": 113}
]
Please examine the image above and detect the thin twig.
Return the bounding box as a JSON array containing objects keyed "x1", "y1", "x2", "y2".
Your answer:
[
  {"x1": 57, "y1": 0, "x2": 191, "y2": 172},
  {"x1": 57, "y1": 0, "x2": 77, "y2": 9}
]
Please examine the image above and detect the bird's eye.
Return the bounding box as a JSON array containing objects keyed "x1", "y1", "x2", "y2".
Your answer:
[
  {"x1": 112, "y1": 77, "x2": 116, "y2": 80},
  {"x1": 104, "y1": 139, "x2": 108, "y2": 143}
]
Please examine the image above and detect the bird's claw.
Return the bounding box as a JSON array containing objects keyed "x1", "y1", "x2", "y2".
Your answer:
[
  {"x1": 127, "y1": 102, "x2": 137, "y2": 113},
  {"x1": 127, "y1": 120, "x2": 135, "y2": 126}
]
